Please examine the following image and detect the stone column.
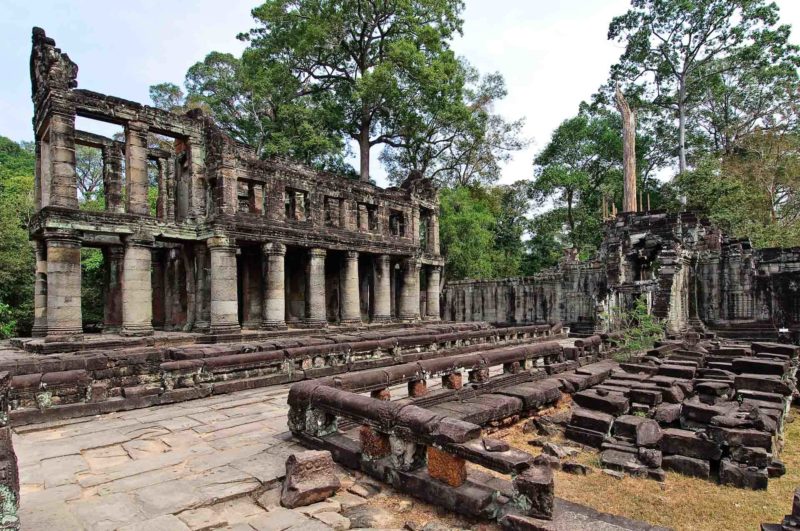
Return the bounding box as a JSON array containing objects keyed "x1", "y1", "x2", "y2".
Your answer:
[
  {"x1": 49, "y1": 112, "x2": 79, "y2": 209},
  {"x1": 125, "y1": 121, "x2": 150, "y2": 215},
  {"x1": 430, "y1": 213, "x2": 440, "y2": 255},
  {"x1": 340, "y1": 251, "x2": 361, "y2": 324},
  {"x1": 31, "y1": 241, "x2": 48, "y2": 337},
  {"x1": 400, "y1": 258, "x2": 421, "y2": 321},
  {"x1": 193, "y1": 243, "x2": 210, "y2": 332},
  {"x1": 373, "y1": 255, "x2": 391, "y2": 322},
  {"x1": 262, "y1": 242, "x2": 286, "y2": 329},
  {"x1": 208, "y1": 236, "x2": 240, "y2": 334},
  {"x1": 425, "y1": 266, "x2": 441, "y2": 320},
  {"x1": 305, "y1": 248, "x2": 327, "y2": 326},
  {"x1": 242, "y1": 253, "x2": 263, "y2": 329},
  {"x1": 45, "y1": 232, "x2": 82, "y2": 339},
  {"x1": 102, "y1": 246, "x2": 124, "y2": 334},
  {"x1": 165, "y1": 157, "x2": 176, "y2": 223},
  {"x1": 121, "y1": 234, "x2": 154, "y2": 336},
  {"x1": 156, "y1": 158, "x2": 168, "y2": 221},
  {"x1": 102, "y1": 144, "x2": 124, "y2": 213}
]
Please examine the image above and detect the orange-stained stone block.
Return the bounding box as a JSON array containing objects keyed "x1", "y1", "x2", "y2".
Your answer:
[
  {"x1": 370, "y1": 388, "x2": 391, "y2": 401},
  {"x1": 442, "y1": 372, "x2": 462, "y2": 390},
  {"x1": 427, "y1": 446, "x2": 466, "y2": 487},
  {"x1": 408, "y1": 379, "x2": 427, "y2": 398},
  {"x1": 360, "y1": 425, "x2": 391, "y2": 458}
]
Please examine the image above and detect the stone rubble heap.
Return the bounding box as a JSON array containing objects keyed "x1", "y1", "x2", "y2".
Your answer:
[{"x1": 565, "y1": 337, "x2": 798, "y2": 489}]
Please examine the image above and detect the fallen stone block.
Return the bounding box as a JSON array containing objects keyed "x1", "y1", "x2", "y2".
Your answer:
[
  {"x1": 638, "y1": 448, "x2": 662, "y2": 468},
  {"x1": 513, "y1": 466, "x2": 554, "y2": 520},
  {"x1": 562, "y1": 461, "x2": 591, "y2": 475},
  {"x1": 572, "y1": 389, "x2": 629, "y2": 416},
  {"x1": 734, "y1": 374, "x2": 793, "y2": 396},
  {"x1": 730, "y1": 446, "x2": 770, "y2": 468},
  {"x1": 768, "y1": 459, "x2": 786, "y2": 478},
  {"x1": 600, "y1": 449, "x2": 648, "y2": 477},
  {"x1": 706, "y1": 427, "x2": 773, "y2": 450},
  {"x1": 281, "y1": 450, "x2": 341, "y2": 509},
  {"x1": 629, "y1": 388, "x2": 662, "y2": 406},
  {"x1": 660, "y1": 428, "x2": 722, "y2": 460},
  {"x1": 636, "y1": 420, "x2": 663, "y2": 448},
  {"x1": 654, "y1": 403, "x2": 681, "y2": 424},
  {"x1": 732, "y1": 358, "x2": 789, "y2": 377},
  {"x1": 657, "y1": 364, "x2": 696, "y2": 379},
  {"x1": 568, "y1": 409, "x2": 614, "y2": 435},
  {"x1": 661, "y1": 455, "x2": 710, "y2": 479},
  {"x1": 564, "y1": 425, "x2": 605, "y2": 448},
  {"x1": 719, "y1": 458, "x2": 768, "y2": 490},
  {"x1": 681, "y1": 398, "x2": 737, "y2": 424}
]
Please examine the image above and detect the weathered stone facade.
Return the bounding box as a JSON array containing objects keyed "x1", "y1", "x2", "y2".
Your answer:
[
  {"x1": 443, "y1": 211, "x2": 800, "y2": 339},
  {"x1": 28, "y1": 27, "x2": 443, "y2": 344}
]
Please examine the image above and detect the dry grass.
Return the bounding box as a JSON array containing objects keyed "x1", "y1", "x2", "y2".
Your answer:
[{"x1": 490, "y1": 406, "x2": 800, "y2": 531}]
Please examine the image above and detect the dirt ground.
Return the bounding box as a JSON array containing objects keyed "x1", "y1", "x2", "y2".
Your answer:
[{"x1": 488, "y1": 403, "x2": 800, "y2": 531}]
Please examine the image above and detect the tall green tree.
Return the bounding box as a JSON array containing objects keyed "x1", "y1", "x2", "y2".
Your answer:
[
  {"x1": 0, "y1": 137, "x2": 35, "y2": 336},
  {"x1": 608, "y1": 0, "x2": 799, "y2": 173},
  {"x1": 241, "y1": 0, "x2": 465, "y2": 182},
  {"x1": 381, "y1": 65, "x2": 527, "y2": 187}
]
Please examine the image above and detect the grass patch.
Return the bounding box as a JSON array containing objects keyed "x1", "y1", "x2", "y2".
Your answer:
[{"x1": 491, "y1": 406, "x2": 800, "y2": 531}]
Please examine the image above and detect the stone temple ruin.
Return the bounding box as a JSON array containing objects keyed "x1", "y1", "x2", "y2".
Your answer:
[{"x1": 1, "y1": 26, "x2": 800, "y2": 531}]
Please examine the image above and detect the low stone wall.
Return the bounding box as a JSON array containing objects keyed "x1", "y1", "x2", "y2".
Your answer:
[
  {"x1": 2, "y1": 322, "x2": 567, "y2": 426},
  {"x1": 287, "y1": 331, "x2": 621, "y2": 526}
]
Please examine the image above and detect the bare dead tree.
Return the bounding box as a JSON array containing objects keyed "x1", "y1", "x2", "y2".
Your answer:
[{"x1": 615, "y1": 84, "x2": 637, "y2": 212}]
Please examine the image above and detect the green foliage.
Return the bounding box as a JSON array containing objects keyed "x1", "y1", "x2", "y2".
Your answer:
[
  {"x1": 0, "y1": 136, "x2": 35, "y2": 336},
  {"x1": 607, "y1": 0, "x2": 800, "y2": 172},
  {"x1": 241, "y1": 0, "x2": 467, "y2": 180},
  {"x1": 439, "y1": 185, "x2": 527, "y2": 280},
  {"x1": 604, "y1": 295, "x2": 665, "y2": 362}
]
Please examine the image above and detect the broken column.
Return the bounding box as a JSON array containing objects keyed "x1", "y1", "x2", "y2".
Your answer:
[
  {"x1": 262, "y1": 242, "x2": 286, "y2": 329},
  {"x1": 207, "y1": 235, "x2": 240, "y2": 334},
  {"x1": 45, "y1": 231, "x2": 82, "y2": 339},
  {"x1": 125, "y1": 121, "x2": 150, "y2": 215},
  {"x1": 400, "y1": 257, "x2": 420, "y2": 321},
  {"x1": 340, "y1": 251, "x2": 361, "y2": 324},
  {"x1": 425, "y1": 266, "x2": 441, "y2": 320},
  {"x1": 373, "y1": 254, "x2": 392, "y2": 322},
  {"x1": 305, "y1": 248, "x2": 327, "y2": 327},
  {"x1": 121, "y1": 233, "x2": 154, "y2": 336}
]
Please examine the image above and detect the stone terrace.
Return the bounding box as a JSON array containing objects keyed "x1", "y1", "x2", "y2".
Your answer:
[{"x1": 16, "y1": 369, "x2": 665, "y2": 531}]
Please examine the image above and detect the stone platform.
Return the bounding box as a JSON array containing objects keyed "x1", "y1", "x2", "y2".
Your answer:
[{"x1": 15, "y1": 372, "x2": 664, "y2": 531}]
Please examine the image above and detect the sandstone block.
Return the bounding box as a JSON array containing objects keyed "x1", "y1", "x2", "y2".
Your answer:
[
  {"x1": 572, "y1": 389, "x2": 629, "y2": 416},
  {"x1": 660, "y1": 428, "x2": 722, "y2": 460},
  {"x1": 719, "y1": 458, "x2": 768, "y2": 490},
  {"x1": 513, "y1": 465, "x2": 554, "y2": 520},
  {"x1": 662, "y1": 455, "x2": 710, "y2": 479},
  {"x1": 281, "y1": 450, "x2": 341, "y2": 509},
  {"x1": 427, "y1": 446, "x2": 466, "y2": 487}
]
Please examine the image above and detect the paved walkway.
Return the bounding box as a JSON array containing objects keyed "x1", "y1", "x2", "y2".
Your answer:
[{"x1": 16, "y1": 385, "x2": 310, "y2": 530}]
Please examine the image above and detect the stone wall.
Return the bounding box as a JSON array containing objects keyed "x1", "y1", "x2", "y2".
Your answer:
[{"x1": 442, "y1": 211, "x2": 800, "y2": 339}]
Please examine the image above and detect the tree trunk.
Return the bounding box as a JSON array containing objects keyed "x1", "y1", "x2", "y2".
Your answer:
[
  {"x1": 678, "y1": 83, "x2": 687, "y2": 174},
  {"x1": 615, "y1": 85, "x2": 637, "y2": 213},
  {"x1": 359, "y1": 124, "x2": 370, "y2": 182}
]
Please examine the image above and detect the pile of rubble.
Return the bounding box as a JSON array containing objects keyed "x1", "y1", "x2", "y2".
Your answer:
[{"x1": 565, "y1": 338, "x2": 797, "y2": 489}]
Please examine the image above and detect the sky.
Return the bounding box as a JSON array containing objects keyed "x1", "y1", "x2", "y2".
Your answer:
[{"x1": 3, "y1": 0, "x2": 800, "y2": 188}]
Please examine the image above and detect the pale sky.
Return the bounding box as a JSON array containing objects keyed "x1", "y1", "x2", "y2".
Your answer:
[{"x1": 2, "y1": 0, "x2": 800, "y2": 187}]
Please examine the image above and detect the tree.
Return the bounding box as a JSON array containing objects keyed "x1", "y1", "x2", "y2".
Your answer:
[
  {"x1": 531, "y1": 109, "x2": 623, "y2": 252},
  {"x1": 75, "y1": 145, "x2": 104, "y2": 203},
  {"x1": 381, "y1": 66, "x2": 527, "y2": 187},
  {"x1": 0, "y1": 136, "x2": 35, "y2": 336},
  {"x1": 241, "y1": 0, "x2": 465, "y2": 182},
  {"x1": 608, "y1": 0, "x2": 799, "y2": 173},
  {"x1": 151, "y1": 52, "x2": 348, "y2": 170},
  {"x1": 438, "y1": 185, "x2": 526, "y2": 281}
]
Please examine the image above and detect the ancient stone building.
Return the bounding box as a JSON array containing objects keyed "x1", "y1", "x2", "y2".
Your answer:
[
  {"x1": 443, "y1": 211, "x2": 800, "y2": 340},
  {"x1": 28, "y1": 27, "x2": 443, "y2": 344}
]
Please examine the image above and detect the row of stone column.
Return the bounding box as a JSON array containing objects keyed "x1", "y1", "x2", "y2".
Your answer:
[{"x1": 33, "y1": 233, "x2": 443, "y2": 339}]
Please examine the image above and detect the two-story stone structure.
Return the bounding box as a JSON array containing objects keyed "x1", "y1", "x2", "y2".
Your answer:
[{"x1": 28, "y1": 27, "x2": 443, "y2": 343}]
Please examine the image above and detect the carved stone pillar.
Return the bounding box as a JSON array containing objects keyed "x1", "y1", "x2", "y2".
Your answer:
[
  {"x1": 305, "y1": 248, "x2": 327, "y2": 326},
  {"x1": 45, "y1": 231, "x2": 82, "y2": 339},
  {"x1": 341, "y1": 251, "x2": 361, "y2": 324},
  {"x1": 102, "y1": 144, "x2": 124, "y2": 213},
  {"x1": 208, "y1": 236, "x2": 240, "y2": 334},
  {"x1": 102, "y1": 246, "x2": 124, "y2": 334},
  {"x1": 429, "y1": 213, "x2": 440, "y2": 255},
  {"x1": 121, "y1": 234, "x2": 154, "y2": 336},
  {"x1": 31, "y1": 241, "x2": 48, "y2": 337},
  {"x1": 193, "y1": 243, "x2": 210, "y2": 332},
  {"x1": 373, "y1": 255, "x2": 391, "y2": 323},
  {"x1": 125, "y1": 121, "x2": 150, "y2": 215},
  {"x1": 400, "y1": 258, "x2": 421, "y2": 321},
  {"x1": 49, "y1": 112, "x2": 79, "y2": 209},
  {"x1": 425, "y1": 266, "x2": 441, "y2": 320},
  {"x1": 242, "y1": 251, "x2": 263, "y2": 329},
  {"x1": 262, "y1": 242, "x2": 286, "y2": 329}
]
